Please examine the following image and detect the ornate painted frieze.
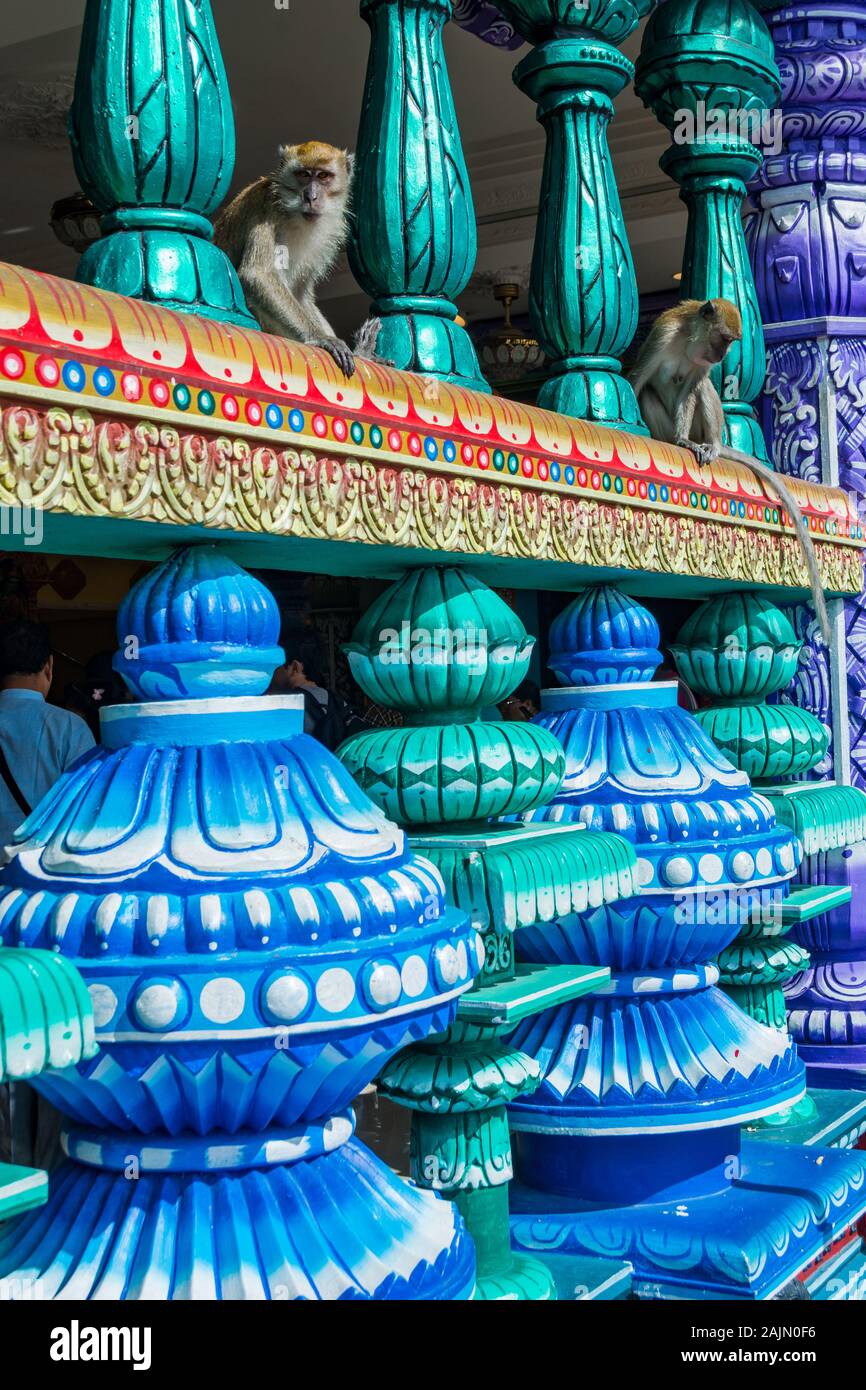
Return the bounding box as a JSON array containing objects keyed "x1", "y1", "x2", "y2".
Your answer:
[{"x1": 0, "y1": 262, "x2": 861, "y2": 591}]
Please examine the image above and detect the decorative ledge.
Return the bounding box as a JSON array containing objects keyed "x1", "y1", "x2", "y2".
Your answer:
[
  {"x1": 0, "y1": 263, "x2": 861, "y2": 592},
  {"x1": 0, "y1": 947, "x2": 96, "y2": 1082}
]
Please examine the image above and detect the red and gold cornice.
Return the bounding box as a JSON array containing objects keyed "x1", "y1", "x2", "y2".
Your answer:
[{"x1": 0, "y1": 261, "x2": 861, "y2": 592}]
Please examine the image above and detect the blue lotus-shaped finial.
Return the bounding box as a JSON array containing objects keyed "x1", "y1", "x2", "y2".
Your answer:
[
  {"x1": 113, "y1": 547, "x2": 285, "y2": 700},
  {"x1": 548, "y1": 585, "x2": 663, "y2": 686}
]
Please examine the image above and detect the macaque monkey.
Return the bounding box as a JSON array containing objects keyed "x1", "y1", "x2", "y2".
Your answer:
[
  {"x1": 215, "y1": 141, "x2": 377, "y2": 377},
  {"x1": 629, "y1": 298, "x2": 832, "y2": 644},
  {"x1": 629, "y1": 298, "x2": 743, "y2": 467}
]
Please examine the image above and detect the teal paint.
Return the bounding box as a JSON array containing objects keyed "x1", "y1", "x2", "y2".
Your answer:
[
  {"x1": 349, "y1": 0, "x2": 489, "y2": 392},
  {"x1": 495, "y1": 2, "x2": 655, "y2": 432},
  {"x1": 635, "y1": 0, "x2": 781, "y2": 462},
  {"x1": 5, "y1": 510, "x2": 842, "y2": 604},
  {"x1": 69, "y1": 0, "x2": 256, "y2": 327},
  {"x1": 340, "y1": 566, "x2": 630, "y2": 1299}
]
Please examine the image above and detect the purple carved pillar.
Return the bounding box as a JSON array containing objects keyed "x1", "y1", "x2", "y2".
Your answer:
[
  {"x1": 451, "y1": 1, "x2": 524, "y2": 47},
  {"x1": 748, "y1": 1, "x2": 866, "y2": 1087}
]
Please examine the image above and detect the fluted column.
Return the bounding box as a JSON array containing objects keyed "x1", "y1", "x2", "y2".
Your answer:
[
  {"x1": 746, "y1": 2, "x2": 866, "y2": 1090},
  {"x1": 636, "y1": 0, "x2": 781, "y2": 461},
  {"x1": 349, "y1": 0, "x2": 489, "y2": 391},
  {"x1": 69, "y1": 0, "x2": 255, "y2": 326},
  {"x1": 493, "y1": 1, "x2": 653, "y2": 431},
  {"x1": 747, "y1": 0, "x2": 866, "y2": 787}
]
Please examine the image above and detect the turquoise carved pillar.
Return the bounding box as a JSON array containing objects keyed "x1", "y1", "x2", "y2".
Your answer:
[
  {"x1": 69, "y1": 0, "x2": 256, "y2": 327},
  {"x1": 670, "y1": 596, "x2": 816, "y2": 1067},
  {"x1": 493, "y1": 1, "x2": 653, "y2": 431},
  {"x1": 635, "y1": 0, "x2": 780, "y2": 461},
  {"x1": 0, "y1": 952, "x2": 95, "y2": 1225},
  {"x1": 350, "y1": 0, "x2": 489, "y2": 392},
  {"x1": 338, "y1": 568, "x2": 635, "y2": 1299}
]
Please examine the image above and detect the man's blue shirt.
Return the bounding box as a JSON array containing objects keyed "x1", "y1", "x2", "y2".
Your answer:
[{"x1": 0, "y1": 689, "x2": 95, "y2": 851}]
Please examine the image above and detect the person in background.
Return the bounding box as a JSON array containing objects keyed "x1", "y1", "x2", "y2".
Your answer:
[
  {"x1": 655, "y1": 648, "x2": 699, "y2": 712},
  {"x1": 269, "y1": 629, "x2": 369, "y2": 750},
  {"x1": 0, "y1": 621, "x2": 95, "y2": 851},
  {"x1": 0, "y1": 621, "x2": 95, "y2": 1175},
  {"x1": 498, "y1": 678, "x2": 541, "y2": 722},
  {"x1": 64, "y1": 649, "x2": 132, "y2": 741}
]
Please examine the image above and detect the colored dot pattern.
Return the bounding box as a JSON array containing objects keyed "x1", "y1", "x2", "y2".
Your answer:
[{"x1": 0, "y1": 344, "x2": 860, "y2": 542}]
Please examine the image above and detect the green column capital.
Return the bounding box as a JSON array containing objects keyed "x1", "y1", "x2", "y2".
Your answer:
[
  {"x1": 636, "y1": 0, "x2": 781, "y2": 460},
  {"x1": 496, "y1": 1, "x2": 651, "y2": 431},
  {"x1": 514, "y1": 37, "x2": 634, "y2": 110},
  {"x1": 349, "y1": 0, "x2": 488, "y2": 392},
  {"x1": 69, "y1": 0, "x2": 255, "y2": 327},
  {"x1": 494, "y1": 0, "x2": 654, "y2": 45}
]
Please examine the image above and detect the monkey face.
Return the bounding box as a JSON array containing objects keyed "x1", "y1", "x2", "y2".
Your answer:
[
  {"x1": 703, "y1": 331, "x2": 735, "y2": 366},
  {"x1": 275, "y1": 143, "x2": 353, "y2": 220},
  {"x1": 694, "y1": 299, "x2": 742, "y2": 366},
  {"x1": 297, "y1": 168, "x2": 335, "y2": 217}
]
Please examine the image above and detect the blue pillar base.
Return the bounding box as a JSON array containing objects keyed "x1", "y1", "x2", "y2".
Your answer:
[
  {"x1": 509, "y1": 1136, "x2": 866, "y2": 1300},
  {"x1": 0, "y1": 1134, "x2": 475, "y2": 1301},
  {"x1": 805, "y1": 1235, "x2": 866, "y2": 1301}
]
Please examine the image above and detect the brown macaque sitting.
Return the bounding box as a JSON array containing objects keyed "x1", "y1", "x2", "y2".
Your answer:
[
  {"x1": 214, "y1": 141, "x2": 383, "y2": 377},
  {"x1": 628, "y1": 298, "x2": 742, "y2": 466},
  {"x1": 629, "y1": 296, "x2": 832, "y2": 645}
]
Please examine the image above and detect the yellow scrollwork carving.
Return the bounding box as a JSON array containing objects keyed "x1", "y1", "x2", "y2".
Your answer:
[{"x1": 0, "y1": 400, "x2": 860, "y2": 596}]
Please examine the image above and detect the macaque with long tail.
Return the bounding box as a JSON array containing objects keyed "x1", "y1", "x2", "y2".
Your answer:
[{"x1": 629, "y1": 298, "x2": 832, "y2": 643}]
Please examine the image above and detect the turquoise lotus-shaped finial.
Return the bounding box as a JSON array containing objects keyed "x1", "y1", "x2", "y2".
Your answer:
[
  {"x1": 340, "y1": 566, "x2": 563, "y2": 826},
  {"x1": 345, "y1": 567, "x2": 534, "y2": 716},
  {"x1": 670, "y1": 592, "x2": 800, "y2": 702}
]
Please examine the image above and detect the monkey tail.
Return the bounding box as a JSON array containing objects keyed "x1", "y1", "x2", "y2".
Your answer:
[
  {"x1": 353, "y1": 317, "x2": 383, "y2": 358},
  {"x1": 723, "y1": 447, "x2": 832, "y2": 647}
]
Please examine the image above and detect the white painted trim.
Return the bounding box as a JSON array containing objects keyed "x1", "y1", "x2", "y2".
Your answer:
[
  {"x1": 102, "y1": 694, "x2": 303, "y2": 724},
  {"x1": 96, "y1": 982, "x2": 470, "y2": 1042}
]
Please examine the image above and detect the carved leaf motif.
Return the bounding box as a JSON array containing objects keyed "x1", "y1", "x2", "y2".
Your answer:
[
  {"x1": 829, "y1": 199, "x2": 866, "y2": 230},
  {"x1": 350, "y1": 1, "x2": 476, "y2": 304},
  {"x1": 773, "y1": 257, "x2": 800, "y2": 286},
  {"x1": 769, "y1": 205, "x2": 807, "y2": 236},
  {"x1": 70, "y1": 0, "x2": 235, "y2": 215},
  {"x1": 0, "y1": 400, "x2": 859, "y2": 594}
]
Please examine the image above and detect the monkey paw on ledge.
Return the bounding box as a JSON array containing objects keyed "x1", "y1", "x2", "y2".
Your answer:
[{"x1": 0, "y1": 259, "x2": 860, "y2": 596}]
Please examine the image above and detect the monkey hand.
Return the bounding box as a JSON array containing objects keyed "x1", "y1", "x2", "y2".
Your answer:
[
  {"x1": 679, "y1": 439, "x2": 719, "y2": 467},
  {"x1": 310, "y1": 337, "x2": 356, "y2": 377}
]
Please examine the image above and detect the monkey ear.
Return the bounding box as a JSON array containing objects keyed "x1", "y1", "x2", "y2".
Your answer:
[
  {"x1": 700, "y1": 300, "x2": 715, "y2": 319},
  {"x1": 277, "y1": 144, "x2": 293, "y2": 166},
  {"x1": 346, "y1": 152, "x2": 356, "y2": 180}
]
